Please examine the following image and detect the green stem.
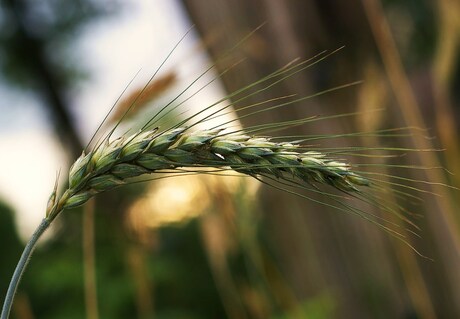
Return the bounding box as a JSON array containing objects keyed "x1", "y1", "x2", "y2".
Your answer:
[{"x1": 1, "y1": 218, "x2": 50, "y2": 319}]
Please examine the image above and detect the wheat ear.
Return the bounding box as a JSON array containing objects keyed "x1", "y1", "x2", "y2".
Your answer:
[{"x1": 46, "y1": 127, "x2": 370, "y2": 222}]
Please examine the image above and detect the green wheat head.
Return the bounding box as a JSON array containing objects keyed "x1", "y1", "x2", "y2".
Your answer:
[{"x1": 46, "y1": 127, "x2": 371, "y2": 222}]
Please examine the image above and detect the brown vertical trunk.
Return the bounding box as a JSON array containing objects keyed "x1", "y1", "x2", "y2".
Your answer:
[{"x1": 179, "y1": 1, "x2": 410, "y2": 318}]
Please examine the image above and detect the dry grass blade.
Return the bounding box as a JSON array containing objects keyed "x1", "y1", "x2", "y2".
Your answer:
[{"x1": 107, "y1": 71, "x2": 177, "y2": 125}]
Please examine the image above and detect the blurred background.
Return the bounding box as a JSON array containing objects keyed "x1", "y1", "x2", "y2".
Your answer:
[{"x1": 1, "y1": 0, "x2": 460, "y2": 318}]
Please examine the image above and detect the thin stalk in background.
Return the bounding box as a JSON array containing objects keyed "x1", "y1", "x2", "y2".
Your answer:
[
  {"x1": 83, "y1": 199, "x2": 99, "y2": 319},
  {"x1": 126, "y1": 245, "x2": 155, "y2": 318},
  {"x1": 432, "y1": 0, "x2": 460, "y2": 183}
]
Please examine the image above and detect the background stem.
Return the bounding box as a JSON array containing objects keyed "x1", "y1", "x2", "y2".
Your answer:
[
  {"x1": 83, "y1": 199, "x2": 99, "y2": 319},
  {"x1": 1, "y1": 218, "x2": 50, "y2": 319}
]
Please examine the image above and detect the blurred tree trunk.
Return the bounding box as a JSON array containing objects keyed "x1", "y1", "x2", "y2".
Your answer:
[
  {"x1": 181, "y1": 0, "x2": 458, "y2": 318},
  {"x1": 5, "y1": 0, "x2": 84, "y2": 159}
]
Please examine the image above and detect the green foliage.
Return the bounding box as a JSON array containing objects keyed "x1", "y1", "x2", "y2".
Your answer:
[
  {"x1": 383, "y1": 0, "x2": 437, "y2": 65},
  {"x1": 272, "y1": 293, "x2": 336, "y2": 319},
  {"x1": 153, "y1": 222, "x2": 226, "y2": 318},
  {"x1": 0, "y1": 202, "x2": 23, "y2": 306},
  {"x1": 0, "y1": 0, "x2": 121, "y2": 89}
]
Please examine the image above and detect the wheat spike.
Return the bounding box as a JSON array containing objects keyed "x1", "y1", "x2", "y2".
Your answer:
[{"x1": 45, "y1": 127, "x2": 370, "y2": 222}]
